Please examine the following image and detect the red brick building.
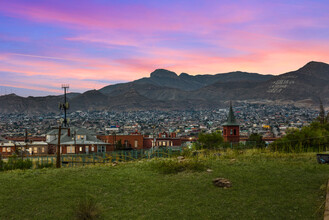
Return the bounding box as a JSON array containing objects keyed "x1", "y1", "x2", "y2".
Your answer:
[
  {"x1": 222, "y1": 103, "x2": 240, "y2": 143},
  {"x1": 97, "y1": 134, "x2": 144, "y2": 150}
]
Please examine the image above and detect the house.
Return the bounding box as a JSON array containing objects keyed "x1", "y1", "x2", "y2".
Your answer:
[
  {"x1": 47, "y1": 127, "x2": 112, "y2": 154},
  {"x1": 1, "y1": 137, "x2": 49, "y2": 157}
]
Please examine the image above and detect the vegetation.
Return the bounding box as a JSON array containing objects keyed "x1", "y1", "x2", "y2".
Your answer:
[
  {"x1": 194, "y1": 132, "x2": 224, "y2": 149},
  {"x1": 0, "y1": 150, "x2": 328, "y2": 219},
  {"x1": 0, "y1": 155, "x2": 32, "y2": 171},
  {"x1": 74, "y1": 197, "x2": 102, "y2": 220},
  {"x1": 270, "y1": 121, "x2": 329, "y2": 153},
  {"x1": 248, "y1": 133, "x2": 266, "y2": 148}
]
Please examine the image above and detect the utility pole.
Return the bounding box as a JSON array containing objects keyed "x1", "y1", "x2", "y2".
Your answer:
[
  {"x1": 59, "y1": 84, "x2": 70, "y2": 127},
  {"x1": 56, "y1": 126, "x2": 62, "y2": 168},
  {"x1": 24, "y1": 128, "x2": 28, "y2": 159},
  {"x1": 152, "y1": 125, "x2": 156, "y2": 152}
]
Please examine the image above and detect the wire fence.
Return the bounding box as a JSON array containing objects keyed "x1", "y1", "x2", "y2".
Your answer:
[{"x1": 15, "y1": 148, "x2": 183, "y2": 168}]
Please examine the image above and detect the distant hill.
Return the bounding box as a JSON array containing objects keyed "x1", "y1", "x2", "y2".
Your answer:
[
  {"x1": 0, "y1": 61, "x2": 328, "y2": 113},
  {"x1": 100, "y1": 69, "x2": 273, "y2": 94}
]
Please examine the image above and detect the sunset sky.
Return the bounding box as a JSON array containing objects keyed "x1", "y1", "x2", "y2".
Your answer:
[{"x1": 0, "y1": 0, "x2": 328, "y2": 96}]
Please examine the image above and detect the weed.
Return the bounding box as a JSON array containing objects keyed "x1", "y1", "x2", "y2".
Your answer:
[{"x1": 74, "y1": 197, "x2": 102, "y2": 220}]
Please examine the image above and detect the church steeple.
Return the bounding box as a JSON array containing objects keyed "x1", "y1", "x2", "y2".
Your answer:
[
  {"x1": 222, "y1": 101, "x2": 240, "y2": 143},
  {"x1": 223, "y1": 101, "x2": 239, "y2": 126}
]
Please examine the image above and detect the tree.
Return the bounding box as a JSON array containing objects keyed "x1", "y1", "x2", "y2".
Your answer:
[
  {"x1": 195, "y1": 132, "x2": 224, "y2": 150},
  {"x1": 317, "y1": 98, "x2": 326, "y2": 124},
  {"x1": 269, "y1": 121, "x2": 329, "y2": 153},
  {"x1": 116, "y1": 139, "x2": 124, "y2": 150},
  {"x1": 248, "y1": 133, "x2": 266, "y2": 148}
]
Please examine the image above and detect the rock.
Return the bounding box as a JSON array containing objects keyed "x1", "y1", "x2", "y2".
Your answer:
[
  {"x1": 206, "y1": 169, "x2": 213, "y2": 173},
  {"x1": 213, "y1": 178, "x2": 232, "y2": 188},
  {"x1": 112, "y1": 162, "x2": 118, "y2": 166}
]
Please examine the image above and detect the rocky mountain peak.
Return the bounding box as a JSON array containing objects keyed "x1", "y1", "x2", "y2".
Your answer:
[
  {"x1": 179, "y1": 73, "x2": 191, "y2": 78},
  {"x1": 150, "y1": 69, "x2": 178, "y2": 78},
  {"x1": 296, "y1": 61, "x2": 329, "y2": 78}
]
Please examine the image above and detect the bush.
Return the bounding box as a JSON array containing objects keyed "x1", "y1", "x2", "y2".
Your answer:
[
  {"x1": 269, "y1": 121, "x2": 329, "y2": 153},
  {"x1": 74, "y1": 197, "x2": 102, "y2": 220},
  {"x1": 2, "y1": 155, "x2": 32, "y2": 171},
  {"x1": 149, "y1": 158, "x2": 207, "y2": 174},
  {"x1": 195, "y1": 132, "x2": 224, "y2": 150}
]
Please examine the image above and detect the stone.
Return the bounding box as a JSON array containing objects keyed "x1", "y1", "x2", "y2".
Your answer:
[
  {"x1": 206, "y1": 169, "x2": 213, "y2": 173},
  {"x1": 213, "y1": 178, "x2": 232, "y2": 188}
]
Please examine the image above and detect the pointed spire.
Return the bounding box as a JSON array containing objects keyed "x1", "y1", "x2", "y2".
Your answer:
[{"x1": 223, "y1": 101, "x2": 239, "y2": 126}]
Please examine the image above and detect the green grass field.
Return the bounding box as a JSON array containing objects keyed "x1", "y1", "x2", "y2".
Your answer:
[{"x1": 0, "y1": 150, "x2": 329, "y2": 219}]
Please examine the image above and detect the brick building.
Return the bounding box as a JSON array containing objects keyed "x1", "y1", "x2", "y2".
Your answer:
[{"x1": 222, "y1": 103, "x2": 240, "y2": 143}]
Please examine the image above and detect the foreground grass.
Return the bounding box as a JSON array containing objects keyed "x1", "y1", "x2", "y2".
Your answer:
[{"x1": 0, "y1": 150, "x2": 329, "y2": 219}]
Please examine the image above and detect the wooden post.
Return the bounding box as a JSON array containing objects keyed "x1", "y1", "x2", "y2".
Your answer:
[{"x1": 56, "y1": 126, "x2": 62, "y2": 168}]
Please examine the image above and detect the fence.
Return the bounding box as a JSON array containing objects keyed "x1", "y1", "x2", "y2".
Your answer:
[{"x1": 7, "y1": 148, "x2": 183, "y2": 169}]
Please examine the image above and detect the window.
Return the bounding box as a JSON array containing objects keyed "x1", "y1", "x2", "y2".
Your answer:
[
  {"x1": 134, "y1": 140, "x2": 138, "y2": 148},
  {"x1": 124, "y1": 140, "x2": 128, "y2": 148},
  {"x1": 79, "y1": 147, "x2": 83, "y2": 152},
  {"x1": 2, "y1": 147, "x2": 5, "y2": 152},
  {"x1": 223, "y1": 129, "x2": 226, "y2": 135},
  {"x1": 42, "y1": 147, "x2": 45, "y2": 153},
  {"x1": 98, "y1": 146, "x2": 105, "y2": 153},
  {"x1": 234, "y1": 129, "x2": 237, "y2": 135},
  {"x1": 230, "y1": 129, "x2": 233, "y2": 135},
  {"x1": 34, "y1": 147, "x2": 38, "y2": 153},
  {"x1": 67, "y1": 146, "x2": 75, "y2": 154},
  {"x1": 91, "y1": 146, "x2": 94, "y2": 151},
  {"x1": 7, "y1": 147, "x2": 11, "y2": 152},
  {"x1": 85, "y1": 146, "x2": 89, "y2": 153}
]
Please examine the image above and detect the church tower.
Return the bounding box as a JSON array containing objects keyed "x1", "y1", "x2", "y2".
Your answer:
[{"x1": 222, "y1": 102, "x2": 240, "y2": 143}]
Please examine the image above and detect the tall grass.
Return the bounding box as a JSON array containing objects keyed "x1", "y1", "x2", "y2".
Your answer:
[
  {"x1": 74, "y1": 197, "x2": 102, "y2": 220},
  {"x1": 1, "y1": 155, "x2": 32, "y2": 171}
]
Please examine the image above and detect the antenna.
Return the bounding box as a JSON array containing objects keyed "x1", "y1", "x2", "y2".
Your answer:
[{"x1": 59, "y1": 84, "x2": 70, "y2": 127}]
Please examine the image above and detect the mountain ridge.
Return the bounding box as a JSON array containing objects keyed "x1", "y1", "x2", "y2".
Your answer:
[{"x1": 0, "y1": 61, "x2": 328, "y2": 113}]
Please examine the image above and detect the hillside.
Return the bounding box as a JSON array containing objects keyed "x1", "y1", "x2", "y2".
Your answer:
[
  {"x1": 0, "y1": 61, "x2": 328, "y2": 113},
  {"x1": 0, "y1": 152, "x2": 328, "y2": 219}
]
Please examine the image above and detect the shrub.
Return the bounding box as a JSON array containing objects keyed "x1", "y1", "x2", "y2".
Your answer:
[
  {"x1": 195, "y1": 132, "x2": 224, "y2": 150},
  {"x1": 74, "y1": 197, "x2": 102, "y2": 220},
  {"x1": 269, "y1": 121, "x2": 329, "y2": 153},
  {"x1": 2, "y1": 155, "x2": 32, "y2": 171}
]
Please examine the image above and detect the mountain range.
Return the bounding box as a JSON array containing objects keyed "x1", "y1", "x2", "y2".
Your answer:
[{"x1": 0, "y1": 61, "x2": 328, "y2": 114}]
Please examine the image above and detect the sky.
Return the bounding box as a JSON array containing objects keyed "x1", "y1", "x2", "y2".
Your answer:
[{"x1": 0, "y1": 0, "x2": 328, "y2": 96}]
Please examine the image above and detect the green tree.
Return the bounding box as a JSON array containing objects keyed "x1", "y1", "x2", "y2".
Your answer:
[
  {"x1": 195, "y1": 132, "x2": 224, "y2": 150},
  {"x1": 316, "y1": 98, "x2": 326, "y2": 124},
  {"x1": 269, "y1": 121, "x2": 329, "y2": 153},
  {"x1": 116, "y1": 139, "x2": 124, "y2": 150},
  {"x1": 248, "y1": 133, "x2": 266, "y2": 148}
]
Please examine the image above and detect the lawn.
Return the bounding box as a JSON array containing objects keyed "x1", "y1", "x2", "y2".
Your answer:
[{"x1": 0, "y1": 150, "x2": 328, "y2": 219}]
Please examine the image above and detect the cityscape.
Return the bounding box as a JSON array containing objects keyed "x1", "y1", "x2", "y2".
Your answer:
[
  {"x1": 0, "y1": 102, "x2": 318, "y2": 139},
  {"x1": 1, "y1": 0, "x2": 329, "y2": 219}
]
